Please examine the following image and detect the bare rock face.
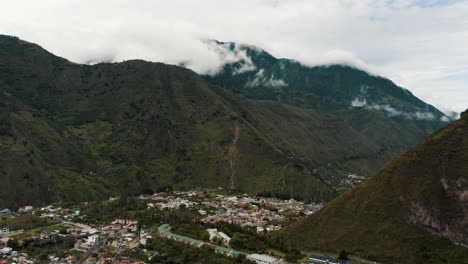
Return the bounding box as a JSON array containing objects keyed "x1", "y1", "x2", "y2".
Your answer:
[
  {"x1": 405, "y1": 114, "x2": 468, "y2": 246},
  {"x1": 408, "y1": 182, "x2": 468, "y2": 245},
  {"x1": 439, "y1": 177, "x2": 468, "y2": 245}
]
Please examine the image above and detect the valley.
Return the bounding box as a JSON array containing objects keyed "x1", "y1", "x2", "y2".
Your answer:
[{"x1": 0, "y1": 34, "x2": 466, "y2": 264}]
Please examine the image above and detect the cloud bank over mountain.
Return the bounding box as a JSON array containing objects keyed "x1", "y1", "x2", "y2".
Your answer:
[{"x1": 1, "y1": 0, "x2": 467, "y2": 112}]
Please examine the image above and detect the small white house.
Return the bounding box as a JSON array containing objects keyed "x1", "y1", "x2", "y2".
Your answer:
[
  {"x1": 0, "y1": 247, "x2": 13, "y2": 255},
  {"x1": 0, "y1": 227, "x2": 10, "y2": 235}
]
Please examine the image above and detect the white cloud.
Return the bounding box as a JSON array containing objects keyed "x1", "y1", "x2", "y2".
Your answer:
[
  {"x1": 0, "y1": 0, "x2": 467, "y2": 111},
  {"x1": 351, "y1": 98, "x2": 368, "y2": 107},
  {"x1": 350, "y1": 97, "x2": 438, "y2": 121},
  {"x1": 246, "y1": 69, "x2": 287, "y2": 88}
]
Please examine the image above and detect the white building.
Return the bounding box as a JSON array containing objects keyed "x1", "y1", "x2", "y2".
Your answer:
[
  {"x1": 0, "y1": 247, "x2": 13, "y2": 255},
  {"x1": 198, "y1": 209, "x2": 207, "y2": 215},
  {"x1": 247, "y1": 254, "x2": 284, "y2": 264},
  {"x1": 218, "y1": 231, "x2": 231, "y2": 243},
  {"x1": 0, "y1": 227, "x2": 10, "y2": 235}
]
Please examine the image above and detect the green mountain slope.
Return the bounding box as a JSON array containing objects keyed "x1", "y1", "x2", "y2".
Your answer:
[
  {"x1": 204, "y1": 41, "x2": 452, "y2": 183},
  {"x1": 279, "y1": 110, "x2": 468, "y2": 263},
  {"x1": 0, "y1": 35, "x2": 456, "y2": 211},
  {"x1": 0, "y1": 35, "x2": 347, "y2": 208},
  {"x1": 204, "y1": 41, "x2": 447, "y2": 122}
]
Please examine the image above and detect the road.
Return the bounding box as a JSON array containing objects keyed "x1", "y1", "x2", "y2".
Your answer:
[
  {"x1": 62, "y1": 221, "x2": 94, "y2": 231},
  {"x1": 76, "y1": 234, "x2": 108, "y2": 264},
  {"x1": 62, "y1": 221, "x2": 106, "y2": 264},
  {"x1": 158, "y1": 224, "x2": 247, "y2": 257}
]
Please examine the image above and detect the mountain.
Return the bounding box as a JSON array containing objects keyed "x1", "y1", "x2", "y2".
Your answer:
[
  {"x1": 279, "y1": 110, "x2": 468, "y2": 263},
  {"x1": 0, "y1": 35, "x2": 452, "y2": 209},
  {"x1": 0, "y1": 35, "x2": 350, "y2": 208},
  {"x1": 204, "y1": 41, "x2": 447, "y2": 123},
  {"x1": 204, "y1": 41, "x2": 453, "y2": 183}
]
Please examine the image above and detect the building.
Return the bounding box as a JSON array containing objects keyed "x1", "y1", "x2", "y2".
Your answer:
[
  {"x1": 40, "y1": 230, "x2": 50, "y2": 240},
  {"x1": 0, "y1": 227, "x2": 10, "y2": 235},
  {"x1": 0, "y1": 247, "x2": 13, "y2": 255},
  {"x1": 247, "y1": 254, "x2": 284, "y2": 264},
  {"x1": 309, "y1": 255, "x2": 348, "y2": 264},
  {"x1": 0, "y1": 209, "x2": 11, "y2": 216},
  {"x1": 85, "y1": 257, "x2": 97, "y2": 264}
]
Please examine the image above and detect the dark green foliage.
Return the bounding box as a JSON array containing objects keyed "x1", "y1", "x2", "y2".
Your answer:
[
  {"x1": 7, "y1": 239, "x2": 19, "y2": 250},
  {"x1": 338, "y1": 250, "x2": 349, "y2": 260},
  {"x1": 0, "y1": 35, "x2": 338, "y2": 208},
  {"x1": 0, "y1": 35, "x2": 448, "y2": 209},
  {"x1": 280, "y1": 114, "x2": 468, "y2": 263},
  {"x1": 0, "y1": 215, "x2": 59, "y2": 230},
  {"x1": 230, "y1": 233, "x2": 267, "y2": 253},
  {"x1": 200, "y1": 230, "x2": 210, "y2": 241},
  {"x1": 20, "y1": 236, "x2": 76, "y2": 261},
  {"x1": 284, "y1": 249, "x2": 305, "y2": 263}
]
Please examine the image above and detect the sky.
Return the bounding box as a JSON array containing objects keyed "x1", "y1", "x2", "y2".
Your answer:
[{"x1": 1, "y1": 0, "x2": 467, "y2": 113}]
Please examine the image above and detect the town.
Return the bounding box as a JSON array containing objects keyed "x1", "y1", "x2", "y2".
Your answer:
[{"x1": 0, "y1": 189, "x2": 350, "y2": 264}]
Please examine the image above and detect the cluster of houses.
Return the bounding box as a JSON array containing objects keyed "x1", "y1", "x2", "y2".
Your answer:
[
  {"x1": 200, "y1": 195, "x2": 321, "y2": 233},
  {"x1": 0, "y1": 190, "x2": 326, "y2": 264},
  {"x1": 0, "y1": 237, "x2": 34, "y2": 264},
  {"x1": 1, "y1": 204, "x2": 150, "y2": 264},
  {"x1": 139, "y1": 191, "x2": 322, "y2": 234}
]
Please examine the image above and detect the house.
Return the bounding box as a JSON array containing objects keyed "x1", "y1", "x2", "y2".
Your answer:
[
  {"x1": 0, "y1": 237, "x2": 10, "y2": 246},
  {"x1": 65, "y1": 255, "x2": 77, "y2": 263},
  {"x1": 74, "y1": 239, "x2": 83, "y2": 250},
  {"x1": 0, "y1": 209, "x2": 11, "y2": 216},
  {"x1": 0, "y1": 247, "x2": 13, "y2": 255},
  {"x1": 198, "y1": 209, "x2": 207, "y2": 215},
  {"x1": 217, "y1": 231, "x2": 231, "y2": 243},
  {"x1": 0, "y1": 227, "x2": 10, "y2": 235},
  {"x1": 247, "y1": 254, "x2": 284, "y2": 264},
  {"x1": 85, "y1": 257, "x2": 98, "y2": 264},
  {"x1": 18, "y1": 206, "x2": 34, "y2": 213},
  {"x1": 40, "y1": 230, "x2": 50, "y2": 240}
]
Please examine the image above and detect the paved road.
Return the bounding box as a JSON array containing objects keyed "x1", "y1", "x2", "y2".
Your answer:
[{"x1": 158, "y1": 224, "x2": 247, "y2": 257}]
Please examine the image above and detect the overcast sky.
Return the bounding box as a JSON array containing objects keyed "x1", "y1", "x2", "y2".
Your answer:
[{"x1": 1, "y1": 0, "x2": 467, "y2": 112}]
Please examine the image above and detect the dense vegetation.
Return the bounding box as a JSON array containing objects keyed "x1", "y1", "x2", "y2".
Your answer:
[
  {"x1": 279, "y1": 111, "x2": 468, "y2": 263},
  {"x1": 0, "y1": 215, "x2": 59, "y2": 230},
  {"x1": 0, "y1": 35, "x2": 448, "y2": 208}
]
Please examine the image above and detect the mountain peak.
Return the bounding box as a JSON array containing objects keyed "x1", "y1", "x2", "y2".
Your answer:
[{"x1": 205, "y1": 41, "x2": 449, "y2": 124}]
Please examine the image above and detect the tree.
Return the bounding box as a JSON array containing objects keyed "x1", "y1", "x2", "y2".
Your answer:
[
  {"x1": 284, "y1": 249, "x2": 305, "y2": 262},
  {"x1": 200, "y1": 230, "x2": 210, "y2": 242},
  {"x1": 338, "y1": 250, "x2": 349, "y2": 260},
  {"x1": 7, "y1": 239, "x2": 19, "y2": 249}
]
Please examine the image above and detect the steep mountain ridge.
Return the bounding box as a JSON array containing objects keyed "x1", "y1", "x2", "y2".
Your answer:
[
  {"x1": 204, "y1": 40, "x2": 452, "y2": 187},
  {"x1": 279, "y1": 110, "x2": 468, "y2": 263},
  {"x1": 205, "y1": 41, "x2": 447, "y2": 124},
  {"x1": 0, "y1": 35, "x2": 455, "y2": 210},
  {"x1": 0, "y1": 35, "x2": 334, "y2": 207}
]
